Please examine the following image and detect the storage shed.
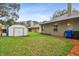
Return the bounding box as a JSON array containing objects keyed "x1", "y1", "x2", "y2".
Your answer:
[{"x1": 8, "y1": 25, "x2": 28, "y2": 36}]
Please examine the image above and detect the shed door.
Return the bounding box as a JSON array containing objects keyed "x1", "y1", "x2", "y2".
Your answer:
[{"x1": 13, "y1": 28, "x2": 24, "y2": 36}]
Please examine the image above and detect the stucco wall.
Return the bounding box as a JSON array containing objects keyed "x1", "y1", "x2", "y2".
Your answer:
[
  {"x1": 41, "y1": 18, "x2": 79, "y2": 36},
  {"x1": 73, "y1": 19, "x2": 79, "y2": 31}
]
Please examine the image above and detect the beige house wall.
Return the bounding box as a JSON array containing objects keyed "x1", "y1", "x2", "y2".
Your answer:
[
  {"x1": 41, "y1": 21, "x2": 67, "y2": 36},
  {"x1": 31, "y1": 28, "x2": 39, "y2": 32},
  {"x1": 41, "y1": 18, "x2": 79, "y2": 36},
  {"x1": 73, "y1": 19, "x2": 79, "y2": 31},
  {"x1": 29, "y1": 24, "x2": 41, "y2": 33}
]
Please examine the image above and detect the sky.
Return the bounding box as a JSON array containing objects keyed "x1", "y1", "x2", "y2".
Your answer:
[{"x1": 17, "y1": 3, "x2": 79, "y2": 22}]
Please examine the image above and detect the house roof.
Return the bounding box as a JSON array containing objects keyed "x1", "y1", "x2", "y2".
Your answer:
[
  {"x1": 28, "y1": 23, "x2": 40, "y2": 28},
  {"x1": 41, "y1": 10, "x2": 79, "y2": 24}
]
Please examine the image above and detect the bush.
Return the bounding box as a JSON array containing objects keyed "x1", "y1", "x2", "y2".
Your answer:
[{"x1": 72, "y1": 31, "x2": 79, "y2": 39}]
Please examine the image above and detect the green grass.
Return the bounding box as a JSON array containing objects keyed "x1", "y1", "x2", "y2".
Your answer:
[{"x1": 0, "y1": 32, "x2": 73, "y2": 56}]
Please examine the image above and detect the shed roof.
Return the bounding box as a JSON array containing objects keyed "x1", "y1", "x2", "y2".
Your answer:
[{"x1": 9, "y1": 25, "x2": 27, "y2": 28}]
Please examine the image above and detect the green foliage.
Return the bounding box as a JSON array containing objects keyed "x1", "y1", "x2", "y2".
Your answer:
[
  {"x1": 0, "y1": 20, "x2": 4, "y2": 24},
  {"x1": 0, "y1": 3, "x2": 20, "y2": 20},
  {"x1": 53, "y1": 9, "x2": 67, "y2": 18},
  {"x1": 0, "y1": 19, "x2": 15, "y2": 26},
  {"x1": 6, "y1": 19, "x2": 15, "y2": 26},
  {"x1": 73, "y1": 31, "x2": 79, "y2": 39}
]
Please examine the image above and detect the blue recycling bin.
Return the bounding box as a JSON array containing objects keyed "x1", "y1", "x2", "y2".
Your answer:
[{"x1": 64, "y1": 30, "x2": 73, "y2": 38}]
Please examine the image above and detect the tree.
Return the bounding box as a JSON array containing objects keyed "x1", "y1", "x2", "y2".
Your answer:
[
  {"x1": 6, "y1": 19, "x2": 15, "y2": 26},
  {"x1": 26, "y1": 20, "x2": 32, "y2": 27},
  {"x1": 0, "y1": 3, "x2": 20, "y2": 21},
  {"x1": 53, "y1": 9, "x2": 67, "y2": 19},
  {"x1": 0, "y1": 20, "x2": 4, "y2": 24}
]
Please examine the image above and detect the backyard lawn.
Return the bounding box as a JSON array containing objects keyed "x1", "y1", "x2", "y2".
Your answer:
[{"x1": 0, "y1": 32, "x2": 73, "y2": 56}]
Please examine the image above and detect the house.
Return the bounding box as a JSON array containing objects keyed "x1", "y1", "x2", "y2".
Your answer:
[
  {"x1": 16, "y1": 20, "x2": 41, "y2": 33},
  {"x1": 27, "y1": 21, "x2": 41, "y2": 33},
  {"x1": 8, "y1": 25, "x2": 28, "y2": 36},
  {"x1": 40, "y1": 4, "x2": 79, "y2": 36}
]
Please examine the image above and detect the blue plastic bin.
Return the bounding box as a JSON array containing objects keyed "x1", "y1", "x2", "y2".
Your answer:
[{"x1": 64, "y1": 30, "x2": 73, "y2": 38}]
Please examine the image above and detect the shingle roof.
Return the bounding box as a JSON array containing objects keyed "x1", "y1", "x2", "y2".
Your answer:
[{"x1": 41, "y1": 10, "x2": 79, "y2": 24}]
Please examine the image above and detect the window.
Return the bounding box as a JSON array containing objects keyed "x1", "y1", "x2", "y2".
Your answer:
[
  {"x1": 54, "y1": 28, "x2": 58, "y2": 32},
  {"x1": 53, "y1": 24, "x2": 58, "y2": 32}
]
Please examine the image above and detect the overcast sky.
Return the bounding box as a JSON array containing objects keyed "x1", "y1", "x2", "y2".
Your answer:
[{"x1": 17, "y1": 3, "x2": 79, "y2": 22}]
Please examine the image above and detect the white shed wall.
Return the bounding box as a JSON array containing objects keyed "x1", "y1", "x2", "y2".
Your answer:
[{"x1": 8, "y1": 25, "x2": 28, "y2": 36}]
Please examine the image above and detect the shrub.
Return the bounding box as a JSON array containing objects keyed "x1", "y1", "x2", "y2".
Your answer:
[{"x1": 72, "y1": 31, "x2": 79, "y2": 39}]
